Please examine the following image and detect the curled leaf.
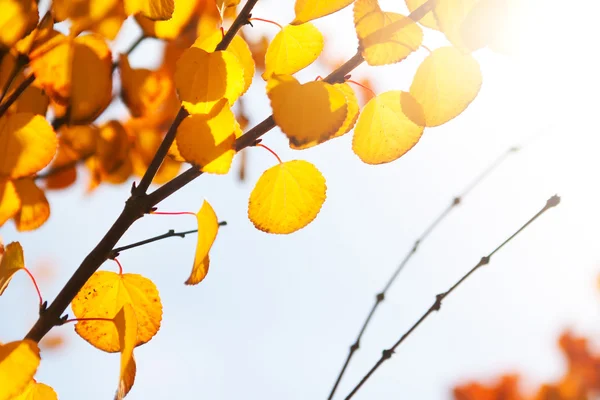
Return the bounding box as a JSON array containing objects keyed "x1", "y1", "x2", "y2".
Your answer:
[{"x1": 186, "y1": 200, "x2": 219, "y2": 285}]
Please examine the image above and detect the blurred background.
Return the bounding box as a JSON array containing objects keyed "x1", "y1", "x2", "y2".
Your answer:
[{"x1": 1, "y1": 0, "x2": 600, "y2": 399}]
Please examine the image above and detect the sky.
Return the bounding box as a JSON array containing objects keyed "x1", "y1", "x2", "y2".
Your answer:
[{"x1": 1, "y1": 0, "x2": 600, "y2": 399}]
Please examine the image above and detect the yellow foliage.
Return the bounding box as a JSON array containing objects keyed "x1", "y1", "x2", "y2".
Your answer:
[
  {"x1": 354, "y1": 0, "x2": 423, "y2": 66},
  {"x1": 0, "y1": 0, "x2": 38, "y2": 49},
  {"x1": 186, "y1": 200, "x2": 219, "y2": 285},
  {"x1": 175, "y1": 99, "x2": 238, "y2": 174},
  {"x1": 353, "y1": 91, "x2": 425, "y2": 165},
  {"x1": 0, "y1": 113, "x2": 56, "y2": 179},
  {"x1": 267, "y1": 75, "x2": 348, "y2": 148},
  {"x1": 11, "y1": 380, "x2": 58, "y2": 400},
  {"x1": 409, "y1": 46, "x2": 482, "y2": 127},
  {"x1": 292, "y1": 0, "x2": 354, "y2": 24},
  {"x1": 86, "y1": 121, "x2": 132, "y2": 188},
  {"x1": 136, "y1": 0, "x2": 198, "y2": 39},
  {"x1": 0, "y1": 180, "x2": 21, "y2": 226},
  {"x1": 0, "y1": 241, "x2": 24, "y2": 296},
  {"x1": 0, "y1": 340, "x2": 40, "y2": 400},
  {"x1": 248, "y1": 160, "x2": 327, "y2": 234},
  {"x1": 405, "y1": 0, "x2": 438, "y2": 30},
  {"x1": 86, "y1": 1, "x2": 127, "y2": 40},
  {"x1": 12, "y1": 178, "x2": 50, "y2": 232},
  {"x1": 114, "y1": 304, "x2": 137, "y2": 400},
  {"x1": 175, "y1": 46, "x2": 245, "y2": 114},
  {"x1": 0, "y1": 54, "x2": 49, "y2": 116},
  {"x1": 71, "y1": 271, "x2": 162, "y2": 352},
  {"x1": 124, "y1": 0, "x2": 175, "y2": 20},
  {"x1": 262, "y1": 23, "x2": 324, "y2": 80}
]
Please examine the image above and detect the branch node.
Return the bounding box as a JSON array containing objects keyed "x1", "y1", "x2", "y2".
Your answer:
[
  {"x1": 546, "y1": 195, "x2": 561, "y2": 209},
  {"x1": 412, "y1": 240, "x2": 420, "y2": 252},
  {"x1": 432, "y1": 293, "x2": 445, "y2": 311},
  {"x1": 479, "y1": 256, "x2": 490, "y2": 266},
  {"x1": 350, "y1": 342, "x2": 360, "y2": 352},
  {"x1": 130, "y1": 181, "x2": 137, "y2": 195},
  {"x1": 39, "y1": 301, "x2": 48, "y2": 315},
  {"x1": 218, "y1": 221, "x2": 228, "y2": 227},
  {"x1": 509, "y1": 146, "x2": 520, "y2": 153},
  {"x1": 453, "y1": 196, "x2": 461, "y2": 206},
  {"x1": 58, "y1": 314, "x2": 69, "y2": 326},
  {"x1": 375, "y1": 292, "x2": 385, "y2": 303},
  {"x1": 381, "y1": 349, "x2": 393, "y2": 360}
]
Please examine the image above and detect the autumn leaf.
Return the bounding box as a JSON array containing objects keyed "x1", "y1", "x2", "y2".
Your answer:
[
  {"x1": 11, "y1": 380, "x2": 58, "y2": 400},
  {"x1": 433, "y1": 0, "x2": 479, "y2": 52},
  {"x1": 262, "y1": 23, "x2": 324, "y2": 80},
  {"x1": 354, "y1": 0, "x2": 423, "y2": 66},
  {"x1": 248, "y1": 160, "x2": 327, "y2": 234},
  {"x1": 0, "y1": 54, "x2": 49, "y2": 116},
  {"x1": 175, "y1": 99, "x2": 238, "y2": 174},
  {"x1": 114, "y1": 304, "x2": 137, "y2": 400},
  {"x1": 86, "y1": 121, "x2": 132, "y2": 188},
  {"x1": 292, "y1": 0, "x2": 355, "y2": 25},
  {"x1": 405, "y1": 0, "x2": 438, "y2": 30},
  {"x1": 71, "y1": 271, "x2": 162, "y2": 352},
  {"x1": 0, "y1": 340, "x2": 40, "y2": 400},
  {"x1": 409, "y1": 46, "x2": 482, "y2": 127},
  {"x1": 175, "y1": 46, "x2": 245, "y2": 114},
  {"x1": 267, "y1": 75, "x2": 348, "y2": 148},
  {"x1": 0, "y1": 0, "x2": 38, "y2": 48},
  {"x1": 136, "y1": 0, "x2": 198, "y2": 39},
  {"x1": 0, "y1": 241, "x2": 24, "y2": 296},
  {"x1": 0, "y1": 179, "x2": 21, "y2": 226},
  {"x1": 352, "y1": 91, "x2": 425, "y2": 165},
  {"x1": 0, "y1": 113, "x2": 57, "y2": 179},
  {"x1": 12, "y1": 179, "x2": 50, "y2": 232},
  {"x1": 185, "y1": 200, "x2": 219, "y2": 285},
  {"x1": 124, "y1": 0, "x2": 174, "y2": 20}
]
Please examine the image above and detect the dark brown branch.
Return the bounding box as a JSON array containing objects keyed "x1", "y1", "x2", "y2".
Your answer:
[
  {"x1": 343, "y1": 195, "x2": 561, "y2": 400},
  {"x1": 326, "y1": 146, "x2": 518, "y2": 399},
  {"x1": 0, "y1": 54, "x2": 28, "y2": 104},
  {"x1": 0, "y1": 73, "x2": 35, "y2": 118},
  {"x1": 24, "y1": 0, "x2": 262, "y2": 343},
  {"x1": 108, "y1": 222, "x2": 227, "y2": 259}
]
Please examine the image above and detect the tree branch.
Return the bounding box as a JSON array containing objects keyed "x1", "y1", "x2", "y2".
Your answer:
[
  {"x1": 0, "y1": 73, "x2": 35, "y2": 118},
  {"x1": 342, "y1": 195, "x2": 561, "y2": 400},
  {"x1": 108, "y1": 222, "x2": 227, "y2": 259}
]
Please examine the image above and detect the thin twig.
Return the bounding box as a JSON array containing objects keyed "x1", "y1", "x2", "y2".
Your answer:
[
  {"x1": 0, "y1": 73, "x2": 35, "y2": 118},
  {"x1": 0, "y1": 54, "x2": 28, "y2": 104},
  {"x1": 112, "y1": 35, "x2": 146, "y2": 72},
  {"x1": 343, "y1": 195, "x2": 561, "y2": 400},
  {"x1": 326, "y1": 146, "x2": 518, "y2": 399},
  {"x1": 24, "y1": 0, "x2": 263, "y2": 344},
  {"x1": 108, "y1": 222, "x2": 228, "y2": 259}
]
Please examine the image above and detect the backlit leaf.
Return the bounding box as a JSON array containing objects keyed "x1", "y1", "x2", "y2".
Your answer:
[
  {"x1": 0, "y1": 113, "x2": 57, "y2": 179},
  {"x1": 0, "y1": 242, "x2": 24, "y2": 296},
  {"x1": 268, "y1": 75, "x2": 348, "y2": 148},
  {"x1": 114, "y1": 304, "x2": 137, "y2": 400},
  {"x1": 0, "y1": 0, "x2": 37, "y2": 48},
  {"x1": 353, "y1": 91, "x2": 425, "y2": 164},
  {"x1": 136, "y1": 0, "x2": 198, "y2": 39},
  {"x1": 185, "y1": 200, "x2": 219, "y2": 285},
  {"x1": 409, "y1": 46, "x2": 482, "y2": 127},
  {"x1": 405, "y1": 0, "x2": 438, "y2": 30},
  {"x1": 291, "y1": 83, "x2": 359, "y2": 150},
  {"x1": 0, "y1": 54, "x2": 49, "y2": 116},
  {"x1": 196, "y1": 31, "x2": 255, "y2": 95},
  {"x1": 354, "y1": 0, "x2": 423, "y2": 66},
  {"x1": 292, "y1": 0, "x2": 354, "y2": 24},
  {"x1": 71, "y1": 271, "x2": 162, "y2": 352},
  {"x1": 0, "y1": 180, "x2": 20, "y2": 227},
  {"x1": 124, "y1": 0, "x2": 174, "y2": 20},
  {"x1": 248, "y1": 160, "x2": 327, "y2": 234},
  {"x1": 175, "y1": 47, "x2": 244, "y2": 114},
  {"x1": 11, "y1": 380, "x2": 58, "y2": 400},
  {"x1": 262, "y1": 23, "x2": 323, "y2": 80},
  {"x1": 433, "y1": 0, "x2": 479, "y2": 51},
  {"x1": 176, "y1": 99, "x2": 237, "y2": 174},
  {"x1": 0, "y1": 340, "x2": 40, "y2": 400},
  {"x1": 13, "y1": 179, "x2": 50, "y2": 232},
  {"x1": 86, "y1": 121, "x2": 132, "y2": 187}
]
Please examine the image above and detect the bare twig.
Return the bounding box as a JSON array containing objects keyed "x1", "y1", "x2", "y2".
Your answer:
[
  {"x1": 343, "y1": 195, "x2": 561, "y2": 400},
  {"x1": 0, "y1": 73, "x2": 35, "y2": 118},
  {"x1": 112, "y1": 34, "x2": 147, "y2": 72},
  {"x1": 108, "y1": 222, "x2": 227, "y2": 259}
]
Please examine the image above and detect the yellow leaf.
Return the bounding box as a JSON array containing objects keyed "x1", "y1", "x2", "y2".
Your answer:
[
  {"x1": 52, "y1": 0, "x2": 118, "y2": 22},
  {"x1": 0, "y1": 54, "x2": 49, "y2": 116},
  {"x1": 354, "y1": 0, "x2": 423, "y2": 66},
  {"x1": 0, "y1": 179, "x2": 20, "y2": 227},
  {"x1": 120, "y1": 54, "x2": 174, "y2": 118},
  {"x1": 87, "y1": 121, "x2": 132, "y2": 186},
  {"x1": 0, "y1": 113, "x2": 57, "y2": 179},
  {"x1": 0, "y1": 0, "x2": 37, "y2": 48},
  {"x1": 175, "y1": 47, "x2": 244, "y2": 114},
  {"x1": 459, "y1": 0, "x2": 519, "y2": 54},
  {"x1": 124, "y1": 0, "x2": 174, "y2": 20},
  {"x1": 262, "y1": 23, "x2": 324, "y2": 80},
  {"x1": 248, "y1": 160, "x2": 327, "y2": 234},
  {"x1": 291, "y1": 83, "x2": 359, "y2": 150},
  {"x1": 14, "y1": 12, "x2": 55, "y2": 55},
  {"x1": 176, "y1": 99, "x2": 237, "y2": 174},
  {"x1": 405, "y1": 0, "x2": 438, "y2": 30},
  {"x1": 71, "y1": 271, "x2": 162, "y2": 352},
  {"x1": 0, "y1": 340, "x2": 40, "y2": 400},
  {"x1": 409, "y1": 46, "x2": 482, "y2": 127},
  {"x1": 127, "y1": 123, "x2": 181, "y2": 184},
  {"x1": 195, "y1": 32, "x2": 255, "y2": 95},
  {"x1": 0, "y1": 241, "x2": 24, "y2": 296},
  {"x1": 136, "y1": 0, "x2": 198, "y2": 39},
  {"x1": 433, "y1": 0, "x2": 479, "y2": 51},
  {"x1": 352, "y1": 90, "x2": 424, "y2": 164},
  {"x1": 12, "y1": 179, "x2": 50, "y2": 232},
  {"x1": 268, "y1": 75, "x2": 348, "y2": 148},
  {"x1": 292, "y1": 0, "x2": 354, "y2": 24},
  {"x1": 11, "y1": 380, "x2": 58, "y2": 400},
  {"x1": 114, "y1": 304, "x2": 137, "y2": 400},
  {"x1": 85, "y1": 2, "x2": 127, "y2": 40},
  {"x1": 186, "y1": 200, "x2": 219, "y2": 285}
]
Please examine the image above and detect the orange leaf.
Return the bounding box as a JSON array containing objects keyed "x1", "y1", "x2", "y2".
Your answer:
[
  {"x1": 185, "y1": 200, "x2": 219, "y2": 285},
  {"x1": 12, "y1": 178, "x2": 50, "y2": 232},
  {"x1": 114, "y1": 304, "x2": 138, "y2": 400},
  {"x1": 0, "y1": 340, "x2": 40, "y2": 400},
  {"x1": 0, "y1": 241, "x2": 24, "y2": 296}
]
